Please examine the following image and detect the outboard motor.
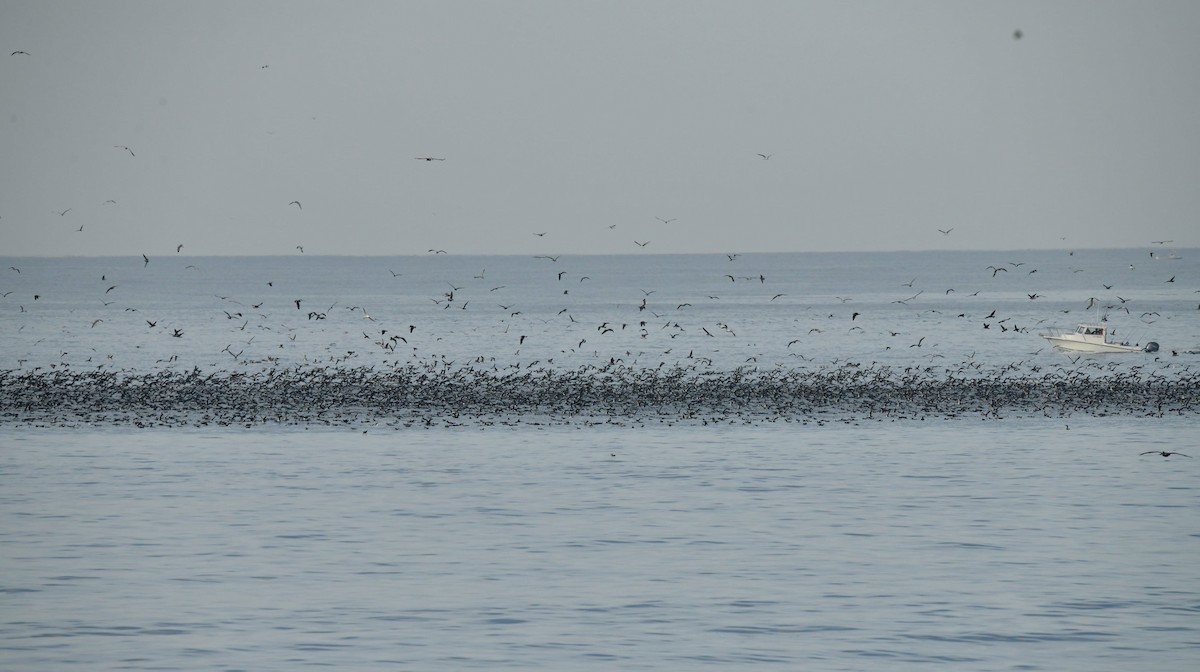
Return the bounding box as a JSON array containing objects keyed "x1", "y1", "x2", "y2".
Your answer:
[{"x1": 1144, "y1": 341, "x2": 1159, "y2": 353}]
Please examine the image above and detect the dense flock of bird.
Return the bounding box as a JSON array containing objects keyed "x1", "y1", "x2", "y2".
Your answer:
[
  {"x1": 2, "y1": 243, "x2": 1199, "y2": 432},
  {"x1": 3, "y1": 360, "x2": 1199, "y2": 431}
]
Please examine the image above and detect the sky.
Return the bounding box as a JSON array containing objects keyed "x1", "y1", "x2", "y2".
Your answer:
[{"x1": 2, "y1": 0, "x2": 1199, "y2": 257}]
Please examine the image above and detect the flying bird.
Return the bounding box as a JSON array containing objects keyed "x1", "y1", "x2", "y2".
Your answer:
[
  {"x1": 114, "y1": 145, "x2": 134, "y2": 157},
  {"x1": 756, "y1": 153, "x2": 772, "y2": 160},
  {"x1": 11, "y1": 51, "x2": 30, "y2": 56},
  {"x1": 1139, "y1": 451, "x2": 1190, "y2": 458},
  {"x1": 937, "y1": 228, "x2": 953, "y2": 235},
  {"x1": 177, "y1": 244, "x2": 183, "y2": 253},
  {"x1": 634, "y1": 240, "x2": 650, "y2": 247},
  {"x1": 655, "y1": 217, "x2": 677, "y2": 224},
  {"x1": 54, "y1": 208, "x2": 71, "y2": 216},
  {"x1": 415, "y1": 157, "x2": 445, "y2": 161},
  {"x1": 296, "y1": 245, "x2": 304, "y2": 253},
  {"x1": 142, "y1": 254, "x2": 149, "y2": 266},
  {"x1": 289, "y1": 200, "x2": 302, "y2": 210}
]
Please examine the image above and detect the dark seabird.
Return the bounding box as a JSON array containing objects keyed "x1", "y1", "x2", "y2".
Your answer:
[
  {"x1": 114, "y1": 145, "x2": 135, "y2": 157},
  {"x1": 11, "y1": 51, "x2": 30, "y2": 56},
  {"x1": 415, "y1": 157, "x2": 445, "y2": 161},
  {"x1": 289, "y1": 201, "x2": 302, "y2": 210},
  {"x1": 142, "y1": 254, "x2": 149, "y2": 267},
  {"x1": 1140, "y1": 451, "x2": 1191, "y2": 458},
  {"x1": 937, "y1": 228, "x2": 953, "y2": 235}
]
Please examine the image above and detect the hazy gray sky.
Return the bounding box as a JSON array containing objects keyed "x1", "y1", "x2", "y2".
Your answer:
[{"x1": 3, "y1": 1, "x2": 1198, "y2": 256}]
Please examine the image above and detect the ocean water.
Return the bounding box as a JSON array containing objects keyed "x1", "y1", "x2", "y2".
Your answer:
[
  {"x1": 2, "y1": 248, "x2": 1196, "y2": 373},
  {"x1": 2, "y1": 249, "x2": 1198, "y2": 670}
]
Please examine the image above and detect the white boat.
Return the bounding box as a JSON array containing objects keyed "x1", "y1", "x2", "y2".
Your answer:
[{"x1": 1041, "y1": 322, "x2": 1157, "y2": 354}]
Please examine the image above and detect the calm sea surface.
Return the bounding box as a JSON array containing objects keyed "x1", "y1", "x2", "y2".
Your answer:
[{"x1": 2, "y1": 250, "x2": 1198, "y2": 670}]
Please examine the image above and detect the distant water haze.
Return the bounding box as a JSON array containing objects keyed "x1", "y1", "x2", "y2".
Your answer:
[{"x1": 2, "y1": 249, "x2": 1197, "y2": 373}]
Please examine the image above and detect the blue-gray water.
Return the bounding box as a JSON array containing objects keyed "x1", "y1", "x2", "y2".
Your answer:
[
  {"x1": 2, "y1": 249, "x2": 1197, "y2": 372},
  {"x1": 2, "y1": 250, "x2": 1198, "y2": 670}
]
